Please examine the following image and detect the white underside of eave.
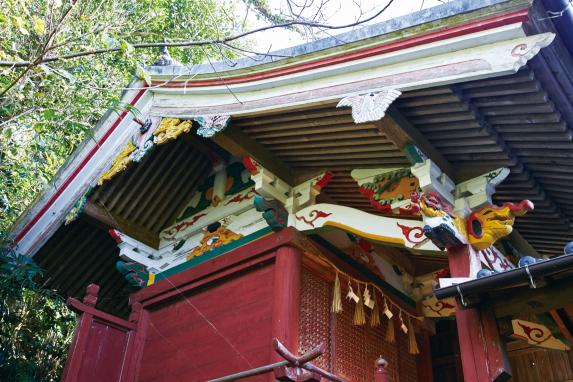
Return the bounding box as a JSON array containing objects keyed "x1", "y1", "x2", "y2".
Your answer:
[
  {"x1": 149, "y1": 23, "x2": 553, "y2": 118},
  {"x1": 14, "y1": 89, "x2": 153, "y2": 256}
]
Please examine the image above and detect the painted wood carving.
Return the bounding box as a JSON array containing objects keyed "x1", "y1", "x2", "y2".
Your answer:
[
  {"x1": 511, "y1": 319, "x2": 570, "y2": 351},
  {"x1": 97, "y1": 116, "x2": 191, "y2": 185},
  {"x1": 187, "y1": 223, "x2": 242, "y2": 260},
  {"x1": 337, "y1": 89, "x2": 401, "y2": 123},
  {"x1": 195, "y1": 115, "x2": 230, "y2": 138},
  {"x1": 177, "y1": 161, "x2": 254, "y2": 221},
  {"x1": 466, "y1": 200, "x2": 533, "y2": 251},
  {"x1": 116, "y1": 260, "x2": 150, "y2": 288},
  {"x1": 97, "y1": 116, "x2": 230, "y2": 187},
  {"x1": 64, "y1": 192, "x2": 89, "y2": 225},
  {"x1": 292, "y1": 203, "x2": 441, "y2": 252},
  {"x1": 98, "y1": 141, "x2": 136, "y2": 185},
  {"x1": 421, "y1": 296, "x2": 456, "y2": 318},
  {"x1": 152, "y1": 117, "x2": 192, "y2": 145},
  {"x1": 352, "y1": 168, "x2": 420, "y2": 215},
  {"x1": 406, "y1": 159, "x2": 531, "y2": 280},
  {"x1": 412, "y1": 191, "x2": 466, "y2": 249},
  {"x1": 254, "y1": 196, "x2": 288, "y2": 230}
]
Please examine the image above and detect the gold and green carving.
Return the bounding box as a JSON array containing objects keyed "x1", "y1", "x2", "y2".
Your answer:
[{"x1": 153, "y1": 118, "x2": 192, "y2": 145}]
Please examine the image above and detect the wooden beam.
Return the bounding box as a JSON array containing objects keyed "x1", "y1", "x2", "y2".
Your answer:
[
  {"x1": 212, "y1": 126, "x2": 295, "y2": 185},
  {"x1": 507, "y1": 230, "x2": 542, "y2": 258},
  {"x1": 83, "y1": 201, "x2": 159, "y2": 248},
  {"x1": 385, "y1": 107, "x2": 455, "y2": 180},
  {"x1": 493, "y1": 277, "x2": 573, "y2": 318},
  {"x1": 549, "y1": 309, "x2": 573, "y2": 346}
]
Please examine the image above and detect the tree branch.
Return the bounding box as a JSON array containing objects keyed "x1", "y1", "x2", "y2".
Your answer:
[
  {"x1": 0, "y1": 0, "x2": 394, "y2": 68},
  {"x1": 0, "y1": 0, "x2": 79, "y2": 97}
]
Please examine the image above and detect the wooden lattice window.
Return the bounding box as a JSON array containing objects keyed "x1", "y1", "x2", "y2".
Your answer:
[{"x1": 299, "y1": 266, "x2": 417, "y2": 382}]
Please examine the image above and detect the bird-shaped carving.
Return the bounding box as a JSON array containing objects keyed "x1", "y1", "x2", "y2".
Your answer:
[{"x1": 337, "y1": 88, "x2": 402, "y2": 123}]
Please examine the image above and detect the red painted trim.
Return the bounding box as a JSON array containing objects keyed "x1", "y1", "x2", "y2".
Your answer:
[
  {"x1": 67, "y1": 297, "x2": 137, "y2": 330},
  {"x1": 122, "y1": 306, "x2": 149, "y2": 382},
  {"x1": 151, "y1": 9, "x2": 528, "y2": 89},
  {"x1": 15, "y1": 88, "x2": 148, "y2": 244}
]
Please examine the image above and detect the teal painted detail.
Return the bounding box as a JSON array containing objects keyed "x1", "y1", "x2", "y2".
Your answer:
[
  {"x1": 117, "y1": 261, "x2": 149, "y2": 288},
  {"x1": 153, "y1": 226, "x2": 274, "y2": 283},
  {"x1": 173, "y1": 239, "x2": 186, "y2": 251},
  {"x1": 177, "y1": 161, "x2": 254, "y2": 222},
  {"x1": 403, "y1": 143, "x2": 427, "y2": 164},
  {"x1": 310, "y1": 234, "x2": 416, "y2": 307},
  {"x1": 254, "y1": 196, "x2": 288, "y2": 230}
]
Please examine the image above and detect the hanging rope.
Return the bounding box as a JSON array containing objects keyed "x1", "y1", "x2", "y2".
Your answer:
[{"x1": 318, "y1": 254, "x2": 421, "y2": 352}]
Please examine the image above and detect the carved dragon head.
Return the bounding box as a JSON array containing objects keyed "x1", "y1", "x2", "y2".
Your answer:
[{"x1": 466, "y1": 200, "x2": 533, "y2": 250}]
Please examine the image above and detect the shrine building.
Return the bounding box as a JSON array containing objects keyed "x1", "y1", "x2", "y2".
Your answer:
[{"x1": 9, "y1": 0, "x2": 573, "y2": 381}]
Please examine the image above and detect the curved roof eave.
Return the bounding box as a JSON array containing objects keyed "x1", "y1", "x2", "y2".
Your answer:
[{"x1": 145, "y1": 0, "x2": 530, "y2": 81}]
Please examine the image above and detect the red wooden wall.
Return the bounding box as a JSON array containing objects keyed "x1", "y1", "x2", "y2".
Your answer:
[
  {"x1": 138, "y1": 264, "x2": 275, "y2": 381},
  {"x1": 76, "y1": 320, "x2": 131, "y2": 381},
  {"x1": 62, "y1": 228, "x2": 429, "y2": 381}
]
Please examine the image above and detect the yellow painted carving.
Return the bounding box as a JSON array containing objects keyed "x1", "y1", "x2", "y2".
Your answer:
[
  {"x1": 98, "y1": 141, "x2": 136, "y2": 185},
  {"x1": 467, "y1": 201, "x2": 533, "y2": 251},
  {"x1": 419, "y1": 194, "x2": 466, "y2": 237},
  {"x1": 187, "y1": 226, "x2": 243, "y2": 260},
  {"x1": 153, "y1": 118, "x2": 192, "y2": 145}
]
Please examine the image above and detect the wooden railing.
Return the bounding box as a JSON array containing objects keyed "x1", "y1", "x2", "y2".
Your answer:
[{"x1": 61, "y1": 284, "x2": 139, "y2": 382}]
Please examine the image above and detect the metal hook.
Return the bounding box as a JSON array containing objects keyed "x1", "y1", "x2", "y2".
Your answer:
[
  {"x1": 456, "y1": 285, "x2": 467, "y2": 307},
  {"x1": 525, "y1": 264, "x2": 536, "y2": 289}
]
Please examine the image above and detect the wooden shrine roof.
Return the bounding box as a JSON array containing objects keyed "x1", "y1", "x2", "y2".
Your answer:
[
  {"x1": 16, "y1": 0, "x2": 573, "y2": 314},
  {"x1": 32, "y1": 62, "x2": 573, "y2": 314}
]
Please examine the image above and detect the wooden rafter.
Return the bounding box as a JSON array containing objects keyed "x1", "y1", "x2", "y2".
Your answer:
[
  {"x1": 383, "y1": 107, "x2": 455, "y2": 179},
  {"x1": 84, "y1": 201, "x2": 159, "y2": 248},
  {"x1": 212, "y1": 126, "x2": 295, "y2": 185}
]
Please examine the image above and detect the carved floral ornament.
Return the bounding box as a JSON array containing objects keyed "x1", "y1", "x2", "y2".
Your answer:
[{"x1": 97, "y1": 115, "x2": 231, "y2": 185}]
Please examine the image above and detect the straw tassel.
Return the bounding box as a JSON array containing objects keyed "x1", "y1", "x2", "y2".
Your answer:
[
  {"x1": 332, "y1": 272, "x2": 343, "y2": 313},
  {"x1": 353, "y1": 283, "x2": 366, "y2": 325},
  {"x1": 385, "y1": 317, "x2": 395, "y2": 343},
  {"x1": 407, "y1": 318, "x2": 420, "y2": 355},
  {"x1": 370, "y1": 290, "x2": 381, "y2": 327}
]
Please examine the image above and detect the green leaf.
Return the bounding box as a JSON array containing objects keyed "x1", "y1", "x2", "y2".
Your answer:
[
  {"x1": 119, "y1": 39, "x2": 134, "y2": 56},
  {"x1": 3, "y1": 127, "x2": 13, "y2": 139},
  {"x1": 41, "y1": 109, "x2": 56, "y2": 120},
  {"x1": 136, "y1": 64, "x2": 151, "y2": 85},
  {"x1": 32, "y1": 17, "x2": 45, "y2": 34},
  {"x1": 11, "y1": 16, "x2": 28, "y2": 35}
]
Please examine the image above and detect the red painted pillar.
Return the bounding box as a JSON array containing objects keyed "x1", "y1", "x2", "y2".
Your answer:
[
  {"x1": 448, "y1": 245, "x2": 511, "y2": 382},
  {"x1": 416, "y1": 332, "x2": 433, "y2": 382},
  {"x1": 271, "y1": 245, "x2": 302, "y2": 363}
]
